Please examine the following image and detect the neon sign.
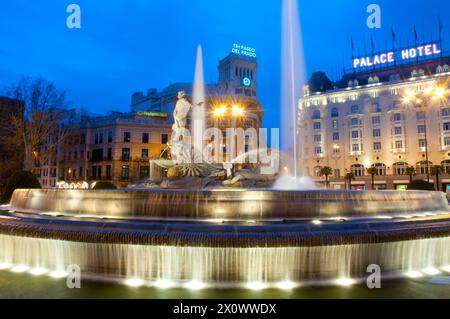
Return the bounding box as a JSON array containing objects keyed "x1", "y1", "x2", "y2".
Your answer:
[
  {"x1": 232, "y1": 44, "x2": 257, "y2": 58},
  {"x1": 242, "y1": 77, "x2": 251, "y2": 87},
  {"x1": 136, "y1": 111, "x2": 168, "y2": 118},
  {"x1": 353, "y1": 43, "x2": 441, "y2": 69}
]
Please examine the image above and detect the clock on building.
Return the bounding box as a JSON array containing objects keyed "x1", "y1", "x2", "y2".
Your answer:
[{"x1": 242, "y1": 77, "x2": 251, "y2": 87}]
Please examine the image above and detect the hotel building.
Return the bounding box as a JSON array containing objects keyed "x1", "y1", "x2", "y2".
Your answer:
[
  {"x1": 56, "y1": 52, "x2": 264, "y2": 187},
  {"x1": 298, "y1": 50, "x2": 450, "y2": 191}
]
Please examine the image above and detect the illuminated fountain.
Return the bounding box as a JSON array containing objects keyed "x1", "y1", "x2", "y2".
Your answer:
[{"x1": 0, "y1": 0, "x2": 450, "y2": 291}]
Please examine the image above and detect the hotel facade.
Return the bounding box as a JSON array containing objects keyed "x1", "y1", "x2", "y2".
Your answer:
[
  {"x1": 298, "y1": 47, "x2": 450, "y2": 191},
  {"x1": 53, "y1": 52, "x2": 264, "y2": 187}
]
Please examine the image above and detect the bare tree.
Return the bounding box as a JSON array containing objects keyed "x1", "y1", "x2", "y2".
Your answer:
[{"x1": 3, "y1": 76, "x2": 72, "y2": 171}]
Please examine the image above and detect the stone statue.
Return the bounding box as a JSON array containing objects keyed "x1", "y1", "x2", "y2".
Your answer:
[
  {"x1": 172, "y1": 91, "x2": 192, "y2": 132},
  {"x1": 169, "y1": 91, "x2": 207, "y2": 167}
]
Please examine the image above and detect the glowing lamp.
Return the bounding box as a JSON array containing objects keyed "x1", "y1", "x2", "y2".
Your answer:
[{"x1": 232, "y1": 105, "x2": 244, "y2": 117}]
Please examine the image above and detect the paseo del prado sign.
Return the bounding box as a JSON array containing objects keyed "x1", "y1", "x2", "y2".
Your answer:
[{"x1": 353, "y1": 43, "x2": 442, "y2": 69}]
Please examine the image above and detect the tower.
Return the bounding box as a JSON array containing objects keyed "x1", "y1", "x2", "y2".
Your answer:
[{"x1": 218, "y1": 53, "x2": 258, "y2": 99}]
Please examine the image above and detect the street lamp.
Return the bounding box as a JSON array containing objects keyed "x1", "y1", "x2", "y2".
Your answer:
[{"x1": 402, "y1": 83, "x2": 449, "y2": 183}]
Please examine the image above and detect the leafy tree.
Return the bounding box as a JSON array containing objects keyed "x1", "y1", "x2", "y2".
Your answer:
[
  {"x1": 319, "y1": 166, "x2": 333, "y2": 188},
  {"x1": 344, "y1": 172, "x2": 355, "y2": 190},
  {"x1": 1, "y1": 171, "x2": 41, "y2": 204},
  {"x1": 430, "y1": 165, "x2": 443, "y2": 191},
  {"x1": 405, "y1": 166, "x2": 416, "y2": 183},
  {"x1": 367, "y1": 167, "x2": 378, "y2": 190},
  {"x1": 3, "y1": 76, "x2": 72, "y2": 171}
]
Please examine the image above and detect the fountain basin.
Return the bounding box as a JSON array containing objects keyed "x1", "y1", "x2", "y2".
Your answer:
[
  {"x1": 0, "y1": 188, "x2": 449, "y2": 288},
  {"x1": 9, "y1": 189, "x2": 449, "y2": 220}
]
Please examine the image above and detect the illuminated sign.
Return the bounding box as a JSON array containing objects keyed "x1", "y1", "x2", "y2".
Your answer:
[
  {"x1": 232, "y1": 43, "x2": 257, "y2": 58},
  {"x1": 242, "y1": 77, "x2": 251, "y2": 87},
  {"x1": 353, "y1": 43, "x2": 441, "y2": 69},
  {"x1": 136, "y1": 111, "x2": 168, "y2": 118}
]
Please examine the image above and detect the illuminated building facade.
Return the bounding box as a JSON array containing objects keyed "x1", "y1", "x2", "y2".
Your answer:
[
  {"x1": 56, "y1": 51, "x2": 264, "y2": 187},
  {"x1": 58, "y1": 111, "x2": 172, "y2": 187},
  {"x1": 298, "y1": 51, "x2": 450, "y2": 191},
  {"x1": 132, "y1": 52, "x2": 264, "y2": 163}
]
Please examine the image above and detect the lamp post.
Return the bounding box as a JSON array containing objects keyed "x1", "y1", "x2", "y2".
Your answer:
[{"x1": 402, "y1": 84, "x2": 449, "y2": 183}]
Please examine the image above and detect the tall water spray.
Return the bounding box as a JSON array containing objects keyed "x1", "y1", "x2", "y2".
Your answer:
[
  {"x1": 281, "y1": 0, "x2": 305, "y2": 178},
  {"x1": 192, "y1": 45, "x2": 206, "y2": 162}
]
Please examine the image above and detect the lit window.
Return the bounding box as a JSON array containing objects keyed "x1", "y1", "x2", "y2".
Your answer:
[
  {"x1": 351, "y1": 131, "x2": 359, "y2": 139},
  {"x1": 352, "y1": 144, "x2": 360, "y2": 152},
  {"x1": 419, "y1": 139, "x2": 427, "y2": 148},
  {"x1": 442, "y1": 108, "x2": 450, "y2": 117},
  {"x1": 312, "y1": 110, "x2": 321, "y2": 119},
  {"x1": 418, "y1": 125, "x2": 426, "y2": 134},
  {"x1": 332, "y1": 120, "x2": 339, "y2": 129},
  {"x1": 373, "y1": 129, "x2": 381, "y2": 138},
  {"x1": 393, "y1": 113, "x2": 402, "y2": 122},
  {"x1": 351, "y1": 164, "x2": 365, "y2": 177},
  {"x1": 374, "y1": 142, "x2": 382, "y2": 151},
  {"x1": 395, "y1": 140, "x2": 403, "y2": 149},
  {"x1": 331, "y1": 108, "x2": 339, "y2": 118},
  {"x1": 124, "y1": 132, "x2": 131, "y2": 143},
  {"x1": 142, "y1": 133, "x2": 149, "y2": 143},
  {"x1": 351, "y1": 105, "x2": 360, "y2": 114},
  {"x1": 372, "y1": 116, "x2": 381, "y2": 125},
  {"x1": 394, "y1": 127, "x2": 402, "y2": 135},
  {"x1": 445, "y1": 137, "x2": 450, "y2": 146},
  {"x1": 121, "y1": 165, "x2": 129, "y2": 179},
  {"x1": 332, "y1": 132, "x2": 340, "y2": 141},
  {"x1": 444, "y1": 123, "x2": 450, "y2": 131},
  {"x1": 314, "y1": 147, "x2": 323, "y2": 155}
]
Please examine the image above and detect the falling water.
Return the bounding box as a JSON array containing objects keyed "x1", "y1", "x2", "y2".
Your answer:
[
  {"x1": 1, "y1": 234, "x2": 450, "y2": 287},
  {"x1": 192, "y1": 45, "x2": 206, "y2": 163},
  {"x1": 281, "y1": 0, "x2": 305, "y2": 178}
]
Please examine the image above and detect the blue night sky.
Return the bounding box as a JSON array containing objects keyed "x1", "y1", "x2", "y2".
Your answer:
[{"x1": 1, "y1": 0, "x2": 449, "y2": 129}]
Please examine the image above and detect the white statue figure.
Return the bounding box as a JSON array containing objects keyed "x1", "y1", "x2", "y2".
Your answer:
[
  {"x1": 172, "y1": 91, "x2": 192, "y2": 132},
  {"x1": 170, "y1": 91, "x2": 205, "y2": 165}
]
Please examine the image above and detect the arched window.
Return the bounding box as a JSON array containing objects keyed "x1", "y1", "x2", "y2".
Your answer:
[
  {"x1": 348, "y1": 80, "x2": 354, "y2": 88},
  {"x1": 354, "y1": 80, "x2": 359, "y2": 86},
  {"x1": 437, "y1": 66, "x2": 443, "y2": 74},
  {"x1": 393, "y1": 162, "x2": 408, "y2": 175},
  {"x1": 416, "y1": 161, "x2": 432, "y2": 175},
  {"x1": 442, "y1": 160, "x2": 450, "y2": 174},
  {"x1": 372, "y1": 163, "x2": 387, "y2": 176},
  {"x1": 418, "y1": 69, "x2": 425, "y2": 76},
  {"x1": 373, "y1": 76, "x2": 380, "y2": 83},
  {"x1": 368, "y1": 76, "x2": 374, "y2": 84},
  {"x1": 331, "y1": 108, "x2": 339, "y2": 118},
  {"x1": 411, "y1": 70, "x2": 418, "y2": 77},
  {"x1": 444, "y1": 65, "x2": 450, "y2": 73},
  {"x1": 351, "y1": 164, "x2": 365, "y2": 177},
  {"x1": 351, "y1": 105, "x2": 360, "y2": 114},
  {"x1": 312, "y1": 109, "x2": 321, "y2": 119}
]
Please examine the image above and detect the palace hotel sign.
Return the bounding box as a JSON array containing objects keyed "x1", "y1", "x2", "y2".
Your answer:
[{"x1": 353, "y1": 43, "x2": 442, "y2": 69}]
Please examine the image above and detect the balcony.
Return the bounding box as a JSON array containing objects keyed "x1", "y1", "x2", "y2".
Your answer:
[
  {"x1": 392, "y1": 148, "x2": 407, "y2": 154},
  {"x1": 89, "y1": 157, "x2": 114, "y2": 162}
]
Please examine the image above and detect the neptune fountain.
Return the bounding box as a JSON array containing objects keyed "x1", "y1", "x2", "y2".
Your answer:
[{"x1": 0, "y1": 0, "x2": 450, "y2": 291}]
